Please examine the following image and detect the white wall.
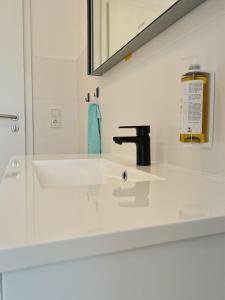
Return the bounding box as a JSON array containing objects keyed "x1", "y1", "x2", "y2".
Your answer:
[
  {"x1": 31, "y1": 0, "x2": 80, "y2": 154},
  {"x1": 76, "y1": 0, "x2": 225, "y2": 176}
]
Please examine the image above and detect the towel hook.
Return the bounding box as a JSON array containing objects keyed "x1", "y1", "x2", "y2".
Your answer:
[
  {"x1": 94, "y1": 87, "x2": 100, "y2": 99},
  {"x1": 85, "y1": 93, "x2": 90, "y2": 102}
]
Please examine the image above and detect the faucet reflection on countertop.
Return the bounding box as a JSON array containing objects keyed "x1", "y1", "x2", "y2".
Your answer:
[{"x1": 113, "y1": 181, "x2": 150, "y2": 207}]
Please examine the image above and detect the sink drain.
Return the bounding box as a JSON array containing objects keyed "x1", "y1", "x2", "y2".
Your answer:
[{"x1": 122, "y1": 170, "x2": 128, "y2": 182}]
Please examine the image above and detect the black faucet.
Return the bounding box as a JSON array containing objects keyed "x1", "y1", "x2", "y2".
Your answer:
[{"x1": 113, "y1": 126, "x2": 151, "y2": 166}]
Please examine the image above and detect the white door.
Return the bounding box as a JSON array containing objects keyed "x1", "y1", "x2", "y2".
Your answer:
[{"x1": 0, "y1": 0, "x2": 26, "y2": 179}]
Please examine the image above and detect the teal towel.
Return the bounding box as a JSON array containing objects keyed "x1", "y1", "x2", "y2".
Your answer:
[{"x1": 88, "y1": 103, "x2": 101, "y2": 154}]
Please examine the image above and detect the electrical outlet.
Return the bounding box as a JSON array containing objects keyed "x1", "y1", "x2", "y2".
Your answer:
[{"x1": 50, "y1": 109, "x2": 61, "y2": 128}]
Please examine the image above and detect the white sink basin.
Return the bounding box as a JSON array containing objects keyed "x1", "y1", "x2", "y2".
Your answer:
[{"x1": 33, "y1": 158, "x2": 163, "y2": 188}]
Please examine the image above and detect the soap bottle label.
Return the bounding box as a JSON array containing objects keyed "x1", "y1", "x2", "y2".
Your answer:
[{"x1": 181, "y1": 80, "x2": 204, "y2": 134}]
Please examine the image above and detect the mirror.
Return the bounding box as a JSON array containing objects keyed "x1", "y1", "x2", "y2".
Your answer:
[
  {"x1": 93, "y1": 0, "x2": 178, "y2": 70},
  {"x1": 88, "y1": 0, "x2": 206, "y2": 76}
]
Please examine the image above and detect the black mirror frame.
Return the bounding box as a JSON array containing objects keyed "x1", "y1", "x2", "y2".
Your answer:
[{"x1": 88, "y1": 0, "x2": 206, "y2": 76}]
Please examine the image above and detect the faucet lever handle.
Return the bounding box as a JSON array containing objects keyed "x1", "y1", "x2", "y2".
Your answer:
[{"x1": 118, "y1": 125, "x2": 150, "y2": 136}]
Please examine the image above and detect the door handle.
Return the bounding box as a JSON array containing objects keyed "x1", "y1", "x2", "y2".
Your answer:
[{"x1": 0, "y1": 113, "x2": 19, "y2": 121}]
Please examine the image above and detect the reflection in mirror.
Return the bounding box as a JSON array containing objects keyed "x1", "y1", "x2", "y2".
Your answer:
[
  {"x1": 93, "y1": 0, "x2": 178, "y2": 70},
  {"x1": 3, "y1": 171, "x2": 20, "y2": 180}
]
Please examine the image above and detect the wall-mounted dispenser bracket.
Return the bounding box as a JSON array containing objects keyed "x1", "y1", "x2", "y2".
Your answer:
[{"x1": 204, "y1": 72, "x2": 216, "y2": 148}]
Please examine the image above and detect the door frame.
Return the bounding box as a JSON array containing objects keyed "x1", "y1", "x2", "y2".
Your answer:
[{"x1": 23, "y1": 0, "x2": 34, "y2": 154}]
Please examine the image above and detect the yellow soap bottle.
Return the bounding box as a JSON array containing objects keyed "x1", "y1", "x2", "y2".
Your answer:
[{"x1": 180, "y1": 64, "x2": 210, "y2": 143}]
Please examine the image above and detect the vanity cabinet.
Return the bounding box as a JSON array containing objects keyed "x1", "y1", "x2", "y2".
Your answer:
[
  {"x1": 2, "y1": 234, "x2": 224, "y2": 300},
  {"x1": 0, "y1": 278, "x2": 2, "y2": 300}
]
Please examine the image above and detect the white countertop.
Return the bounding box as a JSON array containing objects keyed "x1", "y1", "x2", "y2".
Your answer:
[{"x1": 0, "y1": 154, "x2": 224, "y2": 273}]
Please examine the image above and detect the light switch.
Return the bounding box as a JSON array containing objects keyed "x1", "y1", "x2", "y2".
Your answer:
[{"x1": 50, "y1": 109, "x2": 61, "y2": 128}]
